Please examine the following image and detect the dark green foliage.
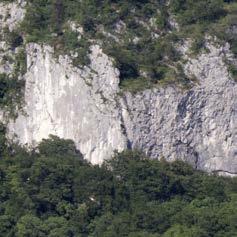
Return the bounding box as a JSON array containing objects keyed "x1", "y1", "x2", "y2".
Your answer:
[
  {"x1": 171, "y1": 0, "x2": 237, "y2": 57},
  {"x1": 20, "y1": 0, "x2": 91, "y2": 66},
  {"x1": 14, "y1": 48, "x2": 27, "y2": 76},
  {"x1": 228, "y1": 63, "x2": 237, "y2": 81},
  {"x1": 2, "y1": 28, "x2": 23, "y2": 49},
  {"x1": 0, "y1": 136, "x2": 236, "y2": 236},
  {"x1": 0, "y1": 123, "x2": 7, "y2": 156},
  {"x1": 38, "y1": 134, "x2": 83, "y2": 158},
  {"x1": 170, "y1": 0, "x2": 226, "y2": 25},
  {"x1": 18, "y1": 0, "x2": 193, "y2": 90},
  {"x1": 2, "y1": 0, "x2": 237, "y2": 92},
  {"x1": 0, "y1": 46, "x2": 26, "y2": 117},
  {"x1": 0, "y1": 73, "x2": 25, "y2": 115}
]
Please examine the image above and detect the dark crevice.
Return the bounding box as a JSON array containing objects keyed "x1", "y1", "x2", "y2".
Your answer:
[
  {"x1": 119, "y1": 97, "x2": 133, "y2": 150},
  {"x1": 212, "y1": 170, "x2": 237, "y2": 175}
]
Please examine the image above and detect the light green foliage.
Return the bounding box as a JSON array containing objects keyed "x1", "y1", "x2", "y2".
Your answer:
[
  {"x1": 171, "y1": 0, "x2": 237, "y2": 57},
  {"x1": 0, "y1": 136, "x2": 236, "y2": 236},
  {"x1": 162, "y1": 224, "x2": 206, "y2": 237},
  {"x1": 16, "y1": 215, "x2": 44, "y2": 237},
  {"x1": 170, "y1": 0, "x2": 225, "y2": 25}
]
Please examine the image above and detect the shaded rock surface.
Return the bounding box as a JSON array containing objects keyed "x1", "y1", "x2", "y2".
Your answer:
[{"x1": 121, "y1": 43, "x2": 237, "y2": 174}]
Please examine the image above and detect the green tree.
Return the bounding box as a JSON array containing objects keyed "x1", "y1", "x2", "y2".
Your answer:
[
  {"x1": 16, "y1": 214, "x2": 44, "y2": 237},
  {"x1": 162, "y1": 224, "x2": 207, "y2": 237}
]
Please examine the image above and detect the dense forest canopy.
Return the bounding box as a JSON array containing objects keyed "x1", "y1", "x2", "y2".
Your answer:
[{"x1": 0, "y1": 129, "x2": 236, "y2": 236}]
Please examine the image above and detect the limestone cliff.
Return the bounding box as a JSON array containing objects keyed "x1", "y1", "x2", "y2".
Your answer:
[
  {"x1": 121, "y1": 42, "x2": 237, "y2": 175},
  {"x1": 6, "y1": 41, "x2": 236, "y2": 175},
  {"x1": 8, "y1": 44, "x2": 127, "y2": 164},
  {"x1": 1, "y1": 1, "x2": 237, "y2": 175}
]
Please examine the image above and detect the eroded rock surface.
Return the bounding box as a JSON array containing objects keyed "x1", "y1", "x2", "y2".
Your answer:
[
  {"x1": 0, "y1": 1, "x2": 236, "y2": 174},
  {"x1": 8, "y1": 44, "x2": 127, "y2": 164},
  {"x1": 0, "y1": 0, "x2": 25, "y2": 32},
  {"x1": 121, "y1": 43, "x2": 237, "y2": 174},
  {"x1": 7, "y1": 42, "x2": 237, "y2": 175},
  {"x1": 0, "y1": 0, "x2": 25, "y2": 74}
]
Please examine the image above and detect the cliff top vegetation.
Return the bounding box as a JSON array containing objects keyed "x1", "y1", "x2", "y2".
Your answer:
[{"x1": 1, "y1": 0, "x2": 237, "y2": 91}]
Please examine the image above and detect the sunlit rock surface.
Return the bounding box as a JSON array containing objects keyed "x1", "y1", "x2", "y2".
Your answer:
[
  {"x1": 7, "y1": 42, "x2": 237, "y2": 175},
  {"x1": 1, "y1": 1, "x2": 236, "y2": 175}
]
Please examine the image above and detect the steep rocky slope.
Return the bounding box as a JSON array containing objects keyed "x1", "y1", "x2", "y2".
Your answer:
[
  {"x1": 121, "y1": 42, "x2": 237, "y2": 175},
  {"x1": 8, "y1": 41, "x2": 237, "y2": 175},
  {"x1": 1, "y1": 1, "x2": 237, "y2": 175}
]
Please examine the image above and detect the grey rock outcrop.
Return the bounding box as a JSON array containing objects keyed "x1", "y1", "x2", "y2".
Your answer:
[
  {"x1": 1, "y1": 1, "x2": 236, "y2": 175},
  {"x1": 121, "y1": 43, "x2": 237, "y2": 175},
  {"x1": 7, "y1": 41, "x2": 237, "y2": 175},
  {"x1": 8, "y1": 44, "x2": 127, "y2": 164},
  {"x1": 0, "y1": 0, "x2": 25, "y2": 75},
  {"x1": 0, "y1": 0, "x2": 25, "y2": 32}
]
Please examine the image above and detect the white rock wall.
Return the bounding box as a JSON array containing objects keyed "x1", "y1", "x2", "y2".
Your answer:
[
  {"x1": 1, "y1": 1, "x2": 236, "y2": 174},
  {"x1": 8, "y1": 42, "x2": 237, "y2": 174},
  {"x1": 8, "y1": 44, "x2": 128, "y2": 164}
]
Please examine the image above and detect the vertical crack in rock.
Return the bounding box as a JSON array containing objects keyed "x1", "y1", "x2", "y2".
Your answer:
[{"x1": 118, "y1": 96, "x2": 132, "y2": 150}]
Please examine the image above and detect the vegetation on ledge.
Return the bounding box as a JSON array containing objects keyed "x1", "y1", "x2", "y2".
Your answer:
[
  {"x1": 0, "y1": 132, "x2": 236, "y2": 237},
  {"x1": 1, "y1": 0, "x2": 237, "y2": 91}
]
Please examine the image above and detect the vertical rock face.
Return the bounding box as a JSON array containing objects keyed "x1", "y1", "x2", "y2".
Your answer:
[
  {"x1": 1, "y1": 2, "x2": 236, "y2": 174},
  {"x1": 8, "y1": 44, "x2": 128, "y2": 164},
  {"x1": 8, "y1": 42, "x2": 237, "y2": 174},
  {"x1": 121, "y1": 43, "x2": 237, "y2": 174}
]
